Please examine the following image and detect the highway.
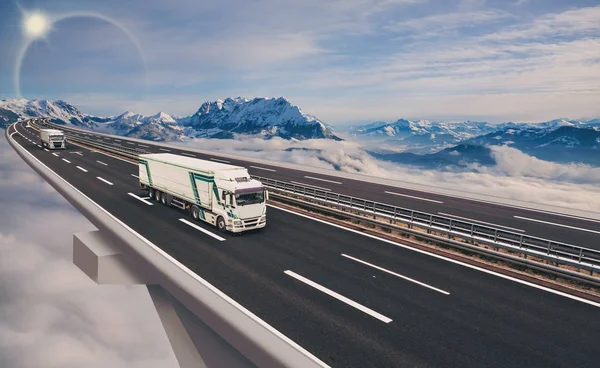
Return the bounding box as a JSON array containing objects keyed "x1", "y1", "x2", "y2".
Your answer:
[
  {"x1": 47, "y1": 122, "x2": 600, "y2": 251},
  {"x1": 8, "y1": 121, "x2": 600, "y2": 368}
]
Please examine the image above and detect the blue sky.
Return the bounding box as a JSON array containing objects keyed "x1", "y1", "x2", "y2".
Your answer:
[{"x1": 0, "y1": 0, "x2": 599, "y2": 124}]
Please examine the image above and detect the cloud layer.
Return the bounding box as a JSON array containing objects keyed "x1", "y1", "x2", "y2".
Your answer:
[
  {"x1": 176, "y1": 137, "x2": 600, "y2": 212},
  {"x1": 0, "y1": 137, "x2": 178, "y2": 368}
]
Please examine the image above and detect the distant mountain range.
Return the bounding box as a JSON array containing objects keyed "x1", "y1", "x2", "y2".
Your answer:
[
  {"x1": 2, "y1": 98, "x2": 598, "y2": 168},
  {"x1": 0, "y1": 97, "x2": 340, "y2": 141}
]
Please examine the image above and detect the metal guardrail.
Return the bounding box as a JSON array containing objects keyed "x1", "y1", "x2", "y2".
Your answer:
[
  {"x1": 33, "y1": 119, "x2": 600, "y2": 275},
  {"x1": 252, "y1": 175, "x2": 600, "y2": 274}
]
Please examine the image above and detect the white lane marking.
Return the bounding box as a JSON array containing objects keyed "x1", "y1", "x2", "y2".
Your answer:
[
  {"x1": 211, "y1": 158, "x2": 232, "y2": 163},
  {"x1": 138, "y1": 144, "x2": 149, "y2": 147},
  {"x1": 96, "y1": 160, "x2": 108, "y2": 166},
  {"x1": 385, "y1": 191, "x2": 443, "y2": 204},
  {"x1": 341, "y1": 254, "x2": 450, "y2": 295},
  {"x1": 439, "y1": 212, "x2": 526, "y2": 233},
  {"x1": 268, "y1": 204, "x2": 600, "y2": 308},
  {"x1": 250, "y1": 165, "x2": 276, "y2": 172},
  {"x1": 44, "y1": 148, "x2": 49, "y2": 152},
  {"x1": 284, "y1": 270, "x2": 392, "y2": 323},
  {"x1": 97, "y1": 177, "x2": 114, "y2": 185},
  {"x1": 141, "y1": 196, "x2": 151, "y2": 200},
  {"x1": 179, "y1": 218, "x2": 226, "y2": 241},
  {"x1": 304, "y1": 176, "x2": 342, "y2": 185},
  {"x1": 127, "y1": 142, "x2": 135, "y2": 145},
  {"x1": 37, "y1": 144, "x2": 41, "y2": 148},
  {"x1": 182, "y1": 152, "x2": 197, "y2": 157},
  {"x1": 76, "y1": 166, "x2": 88, "y2": 172},
  {"x1": 6, "y1": 132, "x2": 328, "y2": 368},
  {"x1": 76, "y1": 152, "x2": 83, "y2": 156},
  {"x1": 62, "y1": 158, "x2": 71, "y2": 163},
  {"x1": 131, "y1": 174, "x2": 139, "y2": 178},
  {"x1": 128, "y1": 192, "x2": 153, "y2": 206},
  {"x1": 115, "y1": 139, "x2": 121, "y2": 142},
  {"x1": 52, "y1": 153, "x2": 59, "y2": 157},
  {"x1": 290, "y1": 181, "x2": 332, "y2": 191},
  {"x1": 159, "y1": 148, "x2": 171, "y2": 152},
  {"x1": 514, "y1": 216, "x2": 600, "y2": 235}
]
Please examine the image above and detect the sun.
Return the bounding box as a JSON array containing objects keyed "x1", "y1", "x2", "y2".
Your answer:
[{"x1": 23, "y1": 11, "x2": 51, "y2": 39}]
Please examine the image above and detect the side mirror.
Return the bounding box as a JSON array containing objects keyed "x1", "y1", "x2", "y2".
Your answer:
[{"x1": 265, "y1": 190, "x2": 269, "y2": 201}]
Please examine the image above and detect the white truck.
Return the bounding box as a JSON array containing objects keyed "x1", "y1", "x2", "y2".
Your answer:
[
  {"x1": 40, "y1": 128, "x2": 66, "y2": 149},
  {"x1": 138, "y1": 153, "x2": 267, "y2": 233}
]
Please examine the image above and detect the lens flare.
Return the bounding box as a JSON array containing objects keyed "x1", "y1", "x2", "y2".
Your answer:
[{"x1": 23, "y1": 11, "x2": 51, "y2": 39}]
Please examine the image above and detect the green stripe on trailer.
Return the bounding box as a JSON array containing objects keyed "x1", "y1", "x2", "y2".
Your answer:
[
  {"x1": 189, "y1": 172, "x2": 200, "y2": 204},
  {"x1": 139, "y1": 159, "x2": 152, "y2": 186}
]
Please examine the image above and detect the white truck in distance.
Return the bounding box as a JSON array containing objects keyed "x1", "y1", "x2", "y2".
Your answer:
[
  {"x1": 138, "y1": 153, "x2": 267, "y2": 233},
  {"x1": 39, "y1": 128, "x2": 66, "y2": 149}
]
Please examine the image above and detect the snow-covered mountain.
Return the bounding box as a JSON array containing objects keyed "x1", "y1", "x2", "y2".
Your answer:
[
  {"x1": 182, "y1": 97, "x2": 341, "y2": 140},
  {"x1": 0, "y1": 97, "x2": 341, "y2": 141},
  {"x1": 0, "y1": 99, "x2": 98, "y2": 129}
]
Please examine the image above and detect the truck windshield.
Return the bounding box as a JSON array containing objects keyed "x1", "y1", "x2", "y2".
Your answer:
[{"x1": 235, "y1": 191, "x2": 264, "y2": 206}]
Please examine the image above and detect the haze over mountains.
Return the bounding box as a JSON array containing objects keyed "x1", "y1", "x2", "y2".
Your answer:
[{"x1": 1, "y1": 98, "x2": 598, "y2": 168}]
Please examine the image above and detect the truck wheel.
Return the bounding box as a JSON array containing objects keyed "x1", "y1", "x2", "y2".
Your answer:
[
  {"x1": 155, "y1": 190, "x2": 162, "y2": 202},
  {"x1": 148, "y1": 188, "x2": 155, "y2": 199},
  {"x1": 190, "y1": 205, "x2": 200, "y2": 220},
  {"x1": 216, "y1": 216, "x2": 226, "y2": 232},
  {"x1": 161, "y1": 193, "x2": 167, "y2": 205}
]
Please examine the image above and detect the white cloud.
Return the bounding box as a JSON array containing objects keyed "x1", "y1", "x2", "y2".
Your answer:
[
  {"x1": 173, "y1": 135, "x2": 600, "y2": 212},
  {"x1": 0, "y1": 137, "x2": 178, "y2": 368}
]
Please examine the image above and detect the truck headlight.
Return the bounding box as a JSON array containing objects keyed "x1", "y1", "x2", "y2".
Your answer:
[{"x1": 234, "y1": 220, "x2": 242, "y2": 226}]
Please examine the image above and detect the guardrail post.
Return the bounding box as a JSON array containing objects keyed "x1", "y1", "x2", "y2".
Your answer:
[
  {"x1": 409, "y1": 211, "x2": 414, "y2": 229},
  {"x1": 427, "y1": 214, "x2": 433, "y2": 234}
]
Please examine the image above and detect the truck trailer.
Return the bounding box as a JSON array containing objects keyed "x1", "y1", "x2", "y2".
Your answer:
[
  {"x1": 40, "y1": 129, "x2": 66, "y2": 149},
  {"x1": 138, "y1": 153, "x2": 267, "y2": 233}
]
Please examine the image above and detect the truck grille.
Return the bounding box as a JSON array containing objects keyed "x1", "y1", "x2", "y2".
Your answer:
[{"x1": 242, "y1": 217, "x2": 260, "y2": 227}]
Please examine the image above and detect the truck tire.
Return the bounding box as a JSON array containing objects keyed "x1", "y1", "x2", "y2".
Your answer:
[
  {"x1": 190, "y1": 205, "x2": 200, "y2": 220},
  {"x1": 148, "y1": 188, "x2": 155, "y2": 199},
  {"x1": 155, "y1": 190, "x2": 162, "y2": 202},
  {"x1": 216, "y1": 216, "x2": 226, "y2": 232},
  {"x1": 161, "y1": 193, "x2": 168, "y2": 205}
]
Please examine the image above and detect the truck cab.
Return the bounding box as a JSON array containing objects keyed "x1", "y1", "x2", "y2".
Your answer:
[
  {"x1": 40, "y1": 129, "x2": 66, "y2": 149},
  {"x1": 217, "y1": 175, "x2": 268, "y2": 232}
]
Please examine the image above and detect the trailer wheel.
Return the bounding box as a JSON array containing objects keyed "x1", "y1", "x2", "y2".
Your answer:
[
  {"x1": 161, "y1": 193, "x2": 168, "y2": 205},
  {"x1": 155, "y1": 190, "x2": 162, "y2": 202},
  {"x1": 148, "y1": 188, "x2": 155, "y2": 199},
  {"x1": 190, "y1": 205, "x2": 200, "y2": 220},
  {"x1": 216, "y1": 216, "x2": 226, "y2": 232}
]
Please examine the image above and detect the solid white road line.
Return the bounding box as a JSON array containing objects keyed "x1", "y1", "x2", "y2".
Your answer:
[
  {"x1": 284, "y1": 270, "x2": 393, "y2": 323},
  {"x1": 268, "y1": 204, "x2": 600, "y2": 308},
  {"x1": 250, "y1": 165, "x2": 276, "y2": 172},
  {"x1": 62, "y1": 158, "x2": 71, "y2": 163},
  {"x1": 97, "y1": 177, "x2": 114, "y2": 185},
  {"x1": 341, "y1": 254, "x2": 450, "y2": 295},
  {"x1": 179, "y1": 218, "x2": 226, "y2": 241},
  {"x1": 52, "y1": 153, "x2": 59, "y2": 157},
  {"x1": 514, "y1": 216, "x2": 600, "y2": 235},
  {"x1": 96, "y1": 160, "x2": 108, "y2": 166},
  {"x1": 304, "y1": 176, "x2": 342, "y2": 185},
  {"x1": 439, "y1": 212, "x2": 526, "y2": 233},
  {"x1": 181, "y1": 152, "x2": 196, "y2": 157},
  {"x1": 128, "y1": 192, "x2": 153, "y2": 206},
  {"x1": 131, "y1": 174, "x2": 139, "y2": 178},
  {"x1": 7, "y1": 130, "x2": 327, "y2": 368},
  {"x1": 291, "y1": 181, "x2": 332, "y2": 191},
  {"x1": 76, "y1": 166, "x2": 88, "y2": 172},
  {"x1": 211, "y1": 158, "x2": 232, "y2": 163},
  {"x1": 385, "y1": 191, "x2": 443, "y2": 204},
  {"x1": 160, "y1": 148, "x2": 170, "y2": 152}
]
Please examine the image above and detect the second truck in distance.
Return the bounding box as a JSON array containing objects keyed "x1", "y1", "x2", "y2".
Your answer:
[{"x1": 138, "y1": 153, "x2": 267, "y2": 233}]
